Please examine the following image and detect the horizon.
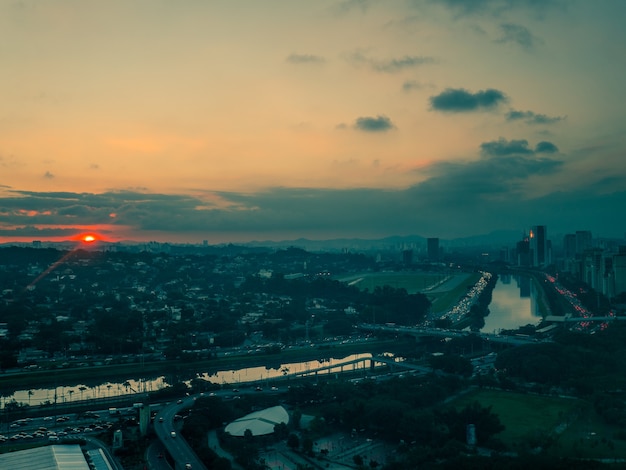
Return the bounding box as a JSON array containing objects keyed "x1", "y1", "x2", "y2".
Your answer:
[{"x1": 2, "y1": 1, "x2": 625, "y2": 244}]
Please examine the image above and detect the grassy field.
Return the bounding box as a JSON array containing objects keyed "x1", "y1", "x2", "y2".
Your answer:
[
  {"x1": 428, "y1": 272, "x2": 481, "y2": 314},
  {"x1": 335, "y1": 272, "x2": 448, "y2": 294},
  {"x1": 450, "y1": 388, "x2": 626, "y2": 459},
  {"x1": 335, "y1": 271, "x2": 480, "y2": 316}
]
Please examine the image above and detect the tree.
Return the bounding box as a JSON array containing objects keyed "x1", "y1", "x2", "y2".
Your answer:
[
  {"x1": 287, "y1": 433, "x2": 300, "y2": 450},
  {"x1": 291, "y1": 408, "x2": 302, "y2": 429}
]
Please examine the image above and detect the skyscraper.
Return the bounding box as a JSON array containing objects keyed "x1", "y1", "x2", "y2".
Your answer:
[
  {"x1": 427, "y1": 238, "x2": 439, "y2": 262},
  {"x1": 529, "y1": 225, "x2": 549, "y2": 267},
  {"x1": 575, "y1": 230, "x2": 593, "y2": 257}
]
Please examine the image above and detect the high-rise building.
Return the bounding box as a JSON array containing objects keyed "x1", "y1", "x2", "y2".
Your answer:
[
  {"x1": 613, "y1": 247, "x2": 626, "y2": 297},
  {"x1": 575, "y1": 230, "x2": 593, "y2": 257},
  {"x1": 529, "y1": 225, "x2": 549, "y2": 267},
  {"x1": 515, "y1": 232, "x2": 530, "y2": 267},
  {"x1": 563, "y1": 233, "x2": 576, "y2": 259},
  {"x1": 427, "y1": 238, "x2": 439, "y2": 262}
]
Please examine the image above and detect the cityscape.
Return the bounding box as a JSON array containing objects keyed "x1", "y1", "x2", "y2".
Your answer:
[
  {"x1": 1, "y1": 223, "x2": 626, "y2": 469},
  {"x1": 2, "y1": 0, "x2": 626, "y2": 468}
]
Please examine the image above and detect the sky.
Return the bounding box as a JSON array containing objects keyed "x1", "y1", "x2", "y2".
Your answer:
[{"x1": 1, "y1": 0, "x2": 625, "y2": 244}]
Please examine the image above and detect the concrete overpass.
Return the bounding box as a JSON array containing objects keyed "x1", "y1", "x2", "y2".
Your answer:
[{"x1": 357, "y1": 323, "x2": 546, "y2": 346}]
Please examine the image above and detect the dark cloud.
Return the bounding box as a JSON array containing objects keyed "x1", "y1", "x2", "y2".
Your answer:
[
  {"x1": 402, "y1": 80, "x2": 424, "y2": 92},
  {"x1": 506, "y1": 109, "x2": 564, "y2": 125},
  {"x1": 353, "y1": 115, "x2": 395, "y2": 132},
  {"x1": 430, "y1": 88, "x2": 507, "y2": 112},
  {"x1": 481, "y1": 138, "x2": 533, "y2": 157},
  {"x1": 480, "y1": 138, "x2": 559, "y2": 157},
  {"x1": 44, "y1": 171, "x2": 54, "y2": 179},
  {"x1": 496, "y1": 23, "x2": 542, "y2": 49},
  {"x1": 346, "y1": 51, "x2": 436, "y2": 73},
  {"x1": 286, "y1": 53, "x2": 326, "y2": 64},
  {"x1": 429, "y1": 0, "x2": 562, "y2": 17},
  {"x1": 2, "y1": 148, "x2": 626, "y2": 241},
  {"x1": 332, "y1": 0, "x2": 374, "y2": 15},
  {"x1": 535, "y1": 141, "x2": 559, "y2": 153},
  {"x1": 372, "y1": 55, "x2": 436, "y2": 73}
]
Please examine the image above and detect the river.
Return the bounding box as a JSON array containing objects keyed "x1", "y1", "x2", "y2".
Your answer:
[
  {"x1": 480, "y1": 274, "x2": 542, "y2": 333},
  {"x1": 4, "y1": 352, "x2": 375, "y2": 409}
]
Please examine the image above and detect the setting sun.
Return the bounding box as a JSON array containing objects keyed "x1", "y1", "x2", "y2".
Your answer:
[{"x1": 74, "y1": 233, "x2": 102, "y2": 243}]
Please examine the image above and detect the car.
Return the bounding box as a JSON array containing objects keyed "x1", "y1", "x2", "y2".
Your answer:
[
  {"x1": 158, "y1": 417, "x2": 164, "y2": 423},
  {"x1": 170, "y1": 431, "x2": 176, "y2": 438},
  {"x1": 177, "y1": 399, "x2": 183, "y2": 404},
  {"x1": 185, "y1": 464, "x2": 192, "y2": 469}
]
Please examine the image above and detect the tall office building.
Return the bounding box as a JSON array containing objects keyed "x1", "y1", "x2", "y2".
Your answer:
[
  {"x1": 575, "y1": 230, "x2": 593, "y2": 257},
  {"x1": 530, "y1": 225, "x2": 549, "y2": 267},
  {"x1": 613, "y1": 247, "x2": 626, "y2": 297},
  {"x1": 427, "y1": 238, "x2": 439, "y2": 262},
  {"x1": 563, "y1": 233, "x2": 576, "y2": 259}
]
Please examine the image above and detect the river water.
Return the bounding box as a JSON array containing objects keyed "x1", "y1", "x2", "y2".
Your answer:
[
  {"x1": 5, "y1": 353, "x2": 374, "y2": 409},
  {"x1": 480, "y1": 274, "x2": 542, "y2": 333}
]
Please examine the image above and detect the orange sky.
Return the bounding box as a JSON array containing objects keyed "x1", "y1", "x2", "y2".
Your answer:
[{"x1": 2, "y1": 1, "x2": 626, "y2": 243}]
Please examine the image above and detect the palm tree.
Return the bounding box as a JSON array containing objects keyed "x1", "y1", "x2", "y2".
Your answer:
[
  {"x1": 79, "y1": 386, "x2": 87, "y2": 401},
  {"x1": 68, "y1": 389, "x2": 74, "y2": 402},
  {"x1": 28, "y1": 390, "x2": 33, "y2": 405}
]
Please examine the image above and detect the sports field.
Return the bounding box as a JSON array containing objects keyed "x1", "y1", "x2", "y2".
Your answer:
[
  {"x1": 451, "y1": 388, "x2": 626, "y2": 459},
  {"x1": 335, "y1": 271, "x2": 478, "y2": 316},
  {"x1": 335, "y1": 272, "x2": 448, "y2": 294}
]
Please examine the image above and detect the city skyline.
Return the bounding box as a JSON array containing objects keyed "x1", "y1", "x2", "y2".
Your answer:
[{"x1": 2, "y1": 1, "x2": 625, "y2": 244}]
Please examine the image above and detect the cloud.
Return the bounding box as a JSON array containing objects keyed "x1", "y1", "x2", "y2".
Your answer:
[
  {"x1": 430, "y1": 88, "x2": 507, "y2": 112},
  {"x1": 353, "y1": 115, "x2": 395, "y2": 132},
  {"x1": 496, "y1": 23, "x2": 542, "y2": 49},
  {"x1": 286, "y1": 53, "x2": 326, "y2": 64},
  {"x1": 535, "y1": 141, "x2": 559, "y2": 153},
  {"x1": 402, "y1": 80, "x2": 425, "y2": 92},
  {"x1": 2, "y1": 147, "x2": 626, "y2": 242},
  {"x1": 332, "y1": 0, "x2": 374, "y2": 14},
  {"x1": 506, "y1": 109, "x2": 564, "y2": 125},
  {"x1": 346, "y1": 51, "x2": 436, "y2": 73},
  {"x1": 480, "y1": 138, "x2": 534, "y2": 157},
  {"x1": 44, "y1": 171, "x2": 54, "y2": 179},
  {"x1": 372, "y1": 55, "x2": 436, "y2": 73},
  {"x1": 430, "y1": 0, "x2": 562, "y2": 17},
  {"x1": 480, "y1": 137, "x2": 559, "y2": 157}
]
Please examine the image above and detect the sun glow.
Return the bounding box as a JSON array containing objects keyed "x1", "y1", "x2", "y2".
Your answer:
[{"x1": 72, "y1": 232, "x2": 103, "y2": 243}]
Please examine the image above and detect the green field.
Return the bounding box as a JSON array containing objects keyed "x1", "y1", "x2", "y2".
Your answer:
[
  {"x1": 451, "y1": 388, "x2": 626, "y2": 459},
  {"x1": 335, "y1": 272, "x2": 447, "y2": 294},
  {"x1": 428, "y1": 272, "x2": 481, "y2": 314},
  {"x1": 335, "y1": 271, "x2": 480, "y2": 316}
]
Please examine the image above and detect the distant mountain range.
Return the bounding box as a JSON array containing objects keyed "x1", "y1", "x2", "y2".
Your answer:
[{"x1": 0, "y1": 230, "x2": 524, "y2": 253}]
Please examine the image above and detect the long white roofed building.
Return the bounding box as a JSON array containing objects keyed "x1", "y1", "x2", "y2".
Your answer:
[{"x1": 224, "y1": 405, "x2": 289, "y2": 437}]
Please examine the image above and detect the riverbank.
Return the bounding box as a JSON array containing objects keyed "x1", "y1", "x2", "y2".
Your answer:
[{"x1": 0, "y1": 339, "x2": 407, "y2": 397}]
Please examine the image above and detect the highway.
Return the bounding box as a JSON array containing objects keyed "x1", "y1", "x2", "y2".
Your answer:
[{"x1": 154, "y1": 397, "x2": 205, "y2": 470}]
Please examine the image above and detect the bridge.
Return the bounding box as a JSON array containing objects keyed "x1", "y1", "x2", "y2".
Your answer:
[
  {"x1": 266, "y1": 354, "x2": 433, "y2": 382},
  {"x1": 544, "y1": 315, "x2": 625, "y2": 323},
  {"x1": 356, "y1": 323, "x2": 545, "y2": 346}
]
